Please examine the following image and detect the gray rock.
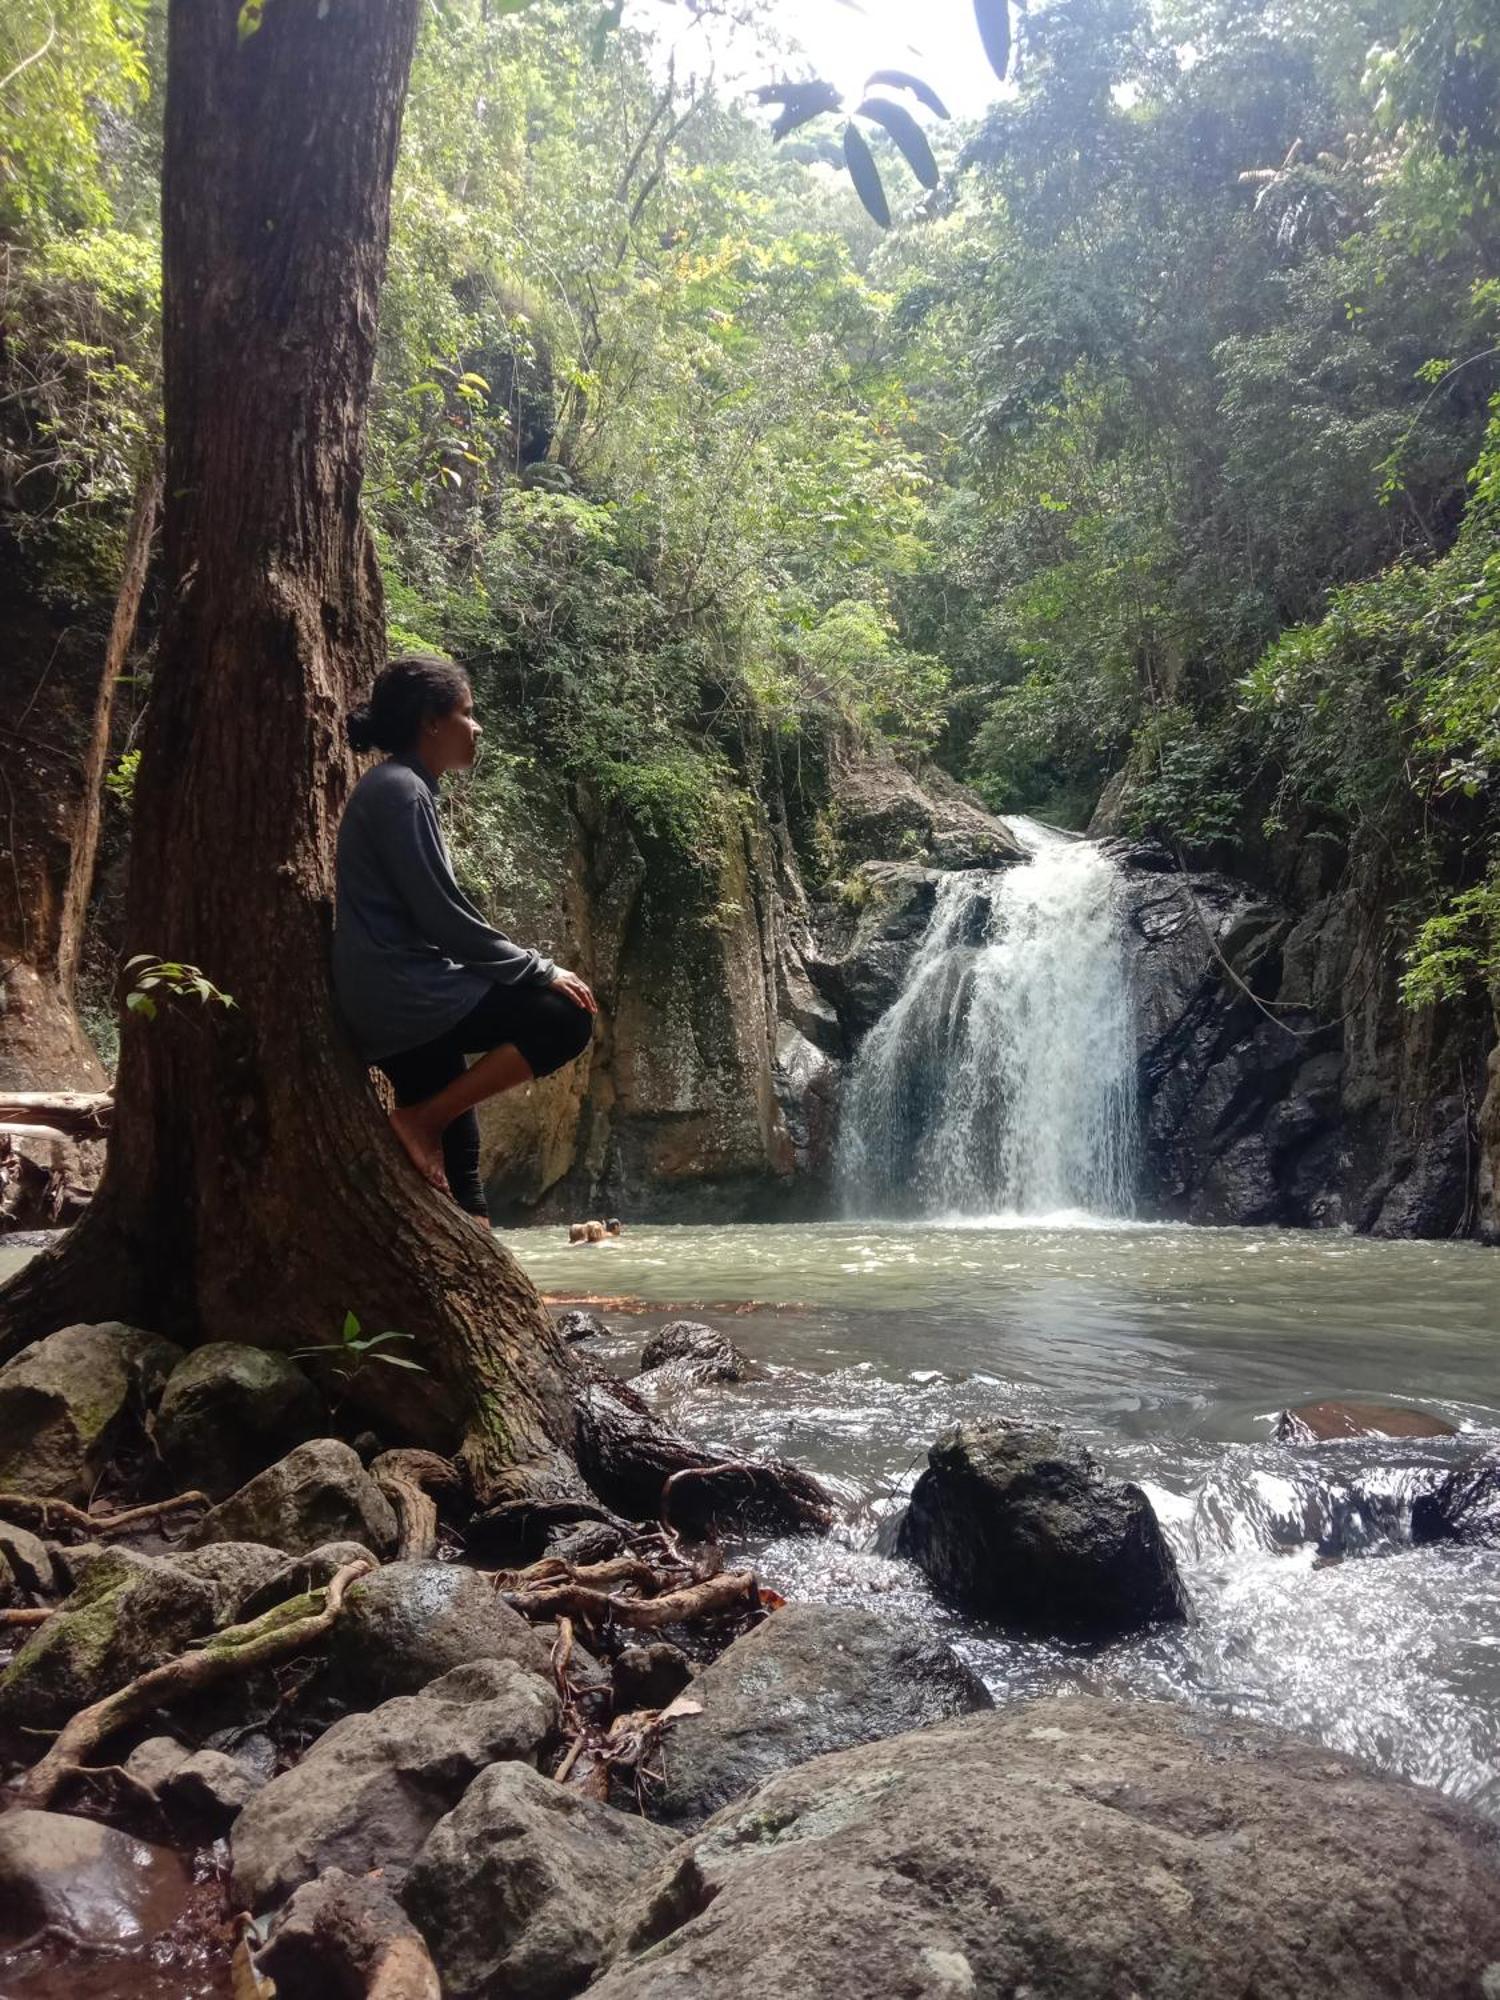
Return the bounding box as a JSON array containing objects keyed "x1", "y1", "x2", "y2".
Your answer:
[
  {"x1": 1412, "y1": 1450, "x2": 1500, "y2": 1548},
  {"x1": 0, "y1": 1546, "x2": 220, "y2": 1730},
  {"x1": 0, "y1": 1321, "x2": 182, "y2": 1499},
  {"x1": 897, "y1": 1421, "x2": 1187, "y2": 1637},
  {"x1": 654, "y1": 1603, "x2": 991, "y2": 1828},
  {"x1": 554, "y1": 1309, "x2": 608, "y2": 1342},
  {"x1": 186, "y1": 1438, "x2": 398, "y2": 1558},
  {"x1": 592, "y1": 1697, "x2": 1500, "y2": 2000},
  {"x1": 544, "y1": 1519, "x2": 626, "y2": 1566},
  {"x1": 125, "y1": 1734, "x2": 193, "y2": 1792},
  {"x1": 637, "y1": 1321, "x2": 757, "y2": 1383},
  {"x1": 124, "y1": 1735, "x2": 265, "y2": 1829},
  {"x1": 0, "y1": 1516, "x2": 59, "y2": 1601},
  {"x1": 332, "y1": 1559, "x2": 551, "y2": 1700},
  {"x1": 403, "y1": 1760, "x2": 679, "y2": 2000},
  {"x1": 154, "y1": 1342, "x2": 324, "y2": 1498},
  {"x1": 238, "y1": 1538, "x2": 382, "y2": 1619},
  {"x1": 260, "y1": 1868, "x2": 441, "y2": 2000},
  {"x1": 612, "y1": 1642, "x2": 693, "y2": 1714},
  {"x1": 230, "y1": 1657, "x2": 559, "y2": 1911},
  {"x1": 168, "y1": 1539, "x2": 287, "y2": 1615},
  {"x1": 0, "y1": 1808, "x2": 189, "y2": 1948}
]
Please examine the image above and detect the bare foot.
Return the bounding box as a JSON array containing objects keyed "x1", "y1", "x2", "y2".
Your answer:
[
  {"x1": 467, "y1": 1209, "x2": 492, "y2": 1235},
  {"x1": 389, "y1": 1106, "x2": 449, "y2": 1193}
]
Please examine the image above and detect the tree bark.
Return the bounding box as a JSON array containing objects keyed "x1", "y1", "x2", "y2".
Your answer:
[
  {"x1": 0, "y1": 471, "x2": 157, "y2": 1093},
  {"x1": 0, "y1": 0, "x2": 572, "y2": 1498}
]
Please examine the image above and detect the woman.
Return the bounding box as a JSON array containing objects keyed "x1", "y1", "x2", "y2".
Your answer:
[{"x1": 332, "y1": 654, "x2": 596, "y2": 1223}]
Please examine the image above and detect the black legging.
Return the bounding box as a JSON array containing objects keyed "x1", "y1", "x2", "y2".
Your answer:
[{"x1": 378, "y1": 982, "x2": 593, "y2": 1216}]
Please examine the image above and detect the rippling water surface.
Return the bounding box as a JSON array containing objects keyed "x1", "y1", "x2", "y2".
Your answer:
[{"x1": 513, "y1": 1217, "x2": 1500, "y2": 1815}]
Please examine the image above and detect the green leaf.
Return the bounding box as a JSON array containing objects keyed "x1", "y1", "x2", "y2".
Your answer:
[
  {"x1": 843, "y1": 123, "x2": 891, "y2": 227},
  {"x1": 974, "y1": 0, "x2": 1012, "y2": 82},
  {"x1": 374, "y1": 1353, "x2": 429, "y2": 1372},
  {"x1": 238, "y1": 0, "x2": 266, "y2": 41},
  {"x1": 125, "y1": 991, "x2": 156, "y2": 1019},
  {"x1": 855, "y1": 99, "x2": 940, "y2": 189},
  {"x1": 341, "y1": 1309, "x2": 361, "y2": 1343},
  {"x1": 359, "y1": 1330, "x2": 415, "y2": 1349},
  {"x1": 863, "y1": 71, "x2": 951, "y2": 120}
]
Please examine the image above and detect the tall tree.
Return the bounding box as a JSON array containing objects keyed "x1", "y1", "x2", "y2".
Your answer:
[{"x1": 0, "y1": 0, "x2": 572, "y2": 1499}]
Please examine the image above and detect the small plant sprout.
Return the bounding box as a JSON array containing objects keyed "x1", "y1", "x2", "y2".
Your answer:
[
  {"x1": 292, "y1": 1310, "x2": 427, "y2": 1385},
  {"x1": 123, "y1": 954, "x2": 237, "y2": 1022}
]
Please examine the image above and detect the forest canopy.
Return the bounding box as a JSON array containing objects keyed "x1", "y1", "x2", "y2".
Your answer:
[{"x1": 3, "y1": 0, "x2": 1498, "y2": 1008}]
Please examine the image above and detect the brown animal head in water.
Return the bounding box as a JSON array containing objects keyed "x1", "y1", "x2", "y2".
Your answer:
[
  {"x1": 584, "y1": 1220, "x2": 607, "y2": 1243},
  {"x1": 568, "y1": 1223, "x2": 588, "y2": 1244}
]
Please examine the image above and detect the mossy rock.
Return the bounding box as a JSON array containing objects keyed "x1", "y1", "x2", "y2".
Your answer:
[
  {"x1": 154, "y1": 1343, "x2": 325, "y2": 1499},
  {"x1": 0, "y1": 1322, "x2": 183, "y2": 1501}
]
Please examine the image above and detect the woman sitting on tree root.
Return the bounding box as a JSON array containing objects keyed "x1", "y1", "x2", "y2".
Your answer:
[{"x1": 333, "y1": 655, "x2": 596, "y2": 1223}]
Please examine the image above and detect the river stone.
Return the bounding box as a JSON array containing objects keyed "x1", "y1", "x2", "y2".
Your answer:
[
  {"x1": 637, "y1": 1321, "x2": 758, "y2": 1383},
  {"x1": 1273, "y1": 1399, "x2": 1458, "y2": 1443},
  {"x1": 168, "y1": 1539, "x2": 288, "y2": 1614},
  {"x1": 0, "y1": 1545, "x2": 220, "y2": 1730},
  {"x1": 591, "y1": 1697, "x2": 1500, "y2": 2000},
  {"x1": 897, "y1": 1421, "x2": 1188, "y2": 1637},
  {"x1": 654, "y1": 1602, "x2": 991, "y2": 1828},
  {"x1": 0, "y1": 1808, "x2": 190, "y2": 1948},
  {"x1": 0, "y1": 1320, "x2": 182, "y2": 1500},
  {"x1": 332, "y1": 1559, "x2": 551, "y2": 1700},
  {"x1": 260, "y1": 1868, "x2": 441, "y2": 2000},
  {"x1": 403, "y1": 1760, "x2": 679, "y2": 2000},
  {"x1": 613, "y1": 1642, "x2": 693, "y2": 1713},
  {"x1": 154, "y1": 1342, "x2": 325, "y2": 1498},
  {"x1": 125, "y1": 1734, "x2": 266, "y2": 1830},
  {"x1": 1412, "y1": 1450, "x2": 1500, "y2": 1548},
  {"x1": 238, "y1": 1538, "x2": 382, "y2": 1618},
  {"x1": 0, "y1": 1517, "x2": 59, "y2": 1601},
  {"x1": 185, "y1": 1438, "x2": 398, "y2": 1558},
  {"x1": 554, "y1": 1308, "x2": 609, "y2": 1342},
  {"x1": 230, "y1": 1657, "x2": 559, "y2": 1911}
]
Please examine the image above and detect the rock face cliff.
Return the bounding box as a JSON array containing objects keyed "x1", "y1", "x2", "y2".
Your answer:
[{"x1": 474, "y1": 742, "x2": 1498, "y2": 1241}]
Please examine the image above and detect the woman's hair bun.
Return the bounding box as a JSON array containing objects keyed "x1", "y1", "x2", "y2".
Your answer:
[{"x1": 347, "y1": 654, "x2": 469, "y2": 757}]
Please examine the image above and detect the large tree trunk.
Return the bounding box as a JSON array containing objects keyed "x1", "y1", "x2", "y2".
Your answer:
[
  {"x1": 0, "y1": 0, "x2": 572, "y2": 1498},
  {"x1": 0, "y1": 473, "x2": 157, "y2": 1094}
]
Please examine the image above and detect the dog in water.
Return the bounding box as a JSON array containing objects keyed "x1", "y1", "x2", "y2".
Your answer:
[{"x1": 568, "y1": 1218, "x2": 623, "y2": 1244}]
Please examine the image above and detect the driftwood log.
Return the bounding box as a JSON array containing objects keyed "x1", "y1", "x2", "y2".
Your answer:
[
  {"x1": 573, "y1": 1377, "x2": 834, "y2": 1537},
  {"x1": 0, "y1": 1093, "x2": 113, "y2": 1137}
]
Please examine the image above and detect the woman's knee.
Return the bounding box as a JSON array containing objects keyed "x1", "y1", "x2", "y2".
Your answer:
[{"x1": 528, "y1": 987, "x2": 593, "y2": 1074}]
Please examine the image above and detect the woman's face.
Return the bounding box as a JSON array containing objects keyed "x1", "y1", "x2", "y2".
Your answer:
[{"x1": 421, "y1": 683, "x2": 481, "y2": 776}]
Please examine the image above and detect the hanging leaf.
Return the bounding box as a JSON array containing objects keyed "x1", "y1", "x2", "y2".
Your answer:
[
  {"x1": 855, "y1": 98, "x2": 941, "y2": 189},
  {"x1": 864, "y1": 70, "x2": 952, "y2": 120},
  {"x1": 754, "y1": 80, "x2": 844, "y2": 142},
  {"x1": 237, "y1": 0, "x2": 265, "y2": 40},
  {"x1": 974, "y1": 0, "x2": 1012, "y2": 82},
  {"x1": 843, "y1": 122, "x2": 891, "y2": 227}
]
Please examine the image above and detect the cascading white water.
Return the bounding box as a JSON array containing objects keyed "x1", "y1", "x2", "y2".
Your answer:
[{"x1": 837, "y1": 817, "x2": 1137, "y2": 1219}]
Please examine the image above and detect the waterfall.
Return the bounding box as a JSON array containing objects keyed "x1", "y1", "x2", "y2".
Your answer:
[{"x1": 837, "y1": 817, "x2": 1137, "y2": 1219}]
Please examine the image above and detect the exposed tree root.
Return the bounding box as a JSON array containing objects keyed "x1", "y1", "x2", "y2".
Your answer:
[
  {"x1": 17, "y1": 1558, "x2": 371, "y2": 1808},
  {"x1": 0, "y1": 1490, "x2": 209, "y2": 1541},
  {"x1": 498, "y1": 1566, "x2": 761, "y2": 1631},
  {"x1": 371, "y1": 1448, "x2": 460, "y2": 1561},
  {"x1": 0, "y1": 1606, "x2": 52, "y2": 1626}
]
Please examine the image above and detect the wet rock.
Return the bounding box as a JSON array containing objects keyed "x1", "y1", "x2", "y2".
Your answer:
[
  {"x1": 185, "y1": 1438, "x2": 398, "y2": 1558},
  {"x1": 654, "y1": 1602, "x2": 991, "y2": 1828},
  {"x1": 591, "y1": 1697, "x2": 1500, "y2": 2000},
  {"x1": 897, "y1": 1421, "x2": 1187, "y2": 1638},
  {"x1": 0, "y1": 1517, "x2": 59, "y2": 1602},
  {"x1": 0, "y1": 1321, "x2": 181, "y2": 1500},
  {"x1": 637, "y1": 1320, "x2": 758, "y2": 1384},
  {"x1": 230, "y1": 1657, "x2": 559, "y2": 1911},
  {"x1": 1273, "y1": 1399, "x2": 1458, "y2": 1443},
  {"x1": 332, "y1": 1559, "x2": 551, "y2": 1701},
  {"x1": 0, "y1": 1546, "x2": 220, "y2": 1731},
  {"x1": 168, "y1": 1539, "x2": 287, "y2": 1615},
  {"x1": 554, "y1": 1309, "x2": 609, "y2": 1342},
  {"x1": 403, "y1": 1760, "x2": 679, "y2": 2000},
  {"x1": 260, "y1": 1868, "x2": 441, "y2": 2000},
  {"x1": 544, "y1": 1518, "x2": 626, "y2": 1566},
  {"x1": 612, "y1": 1642, "x2": 693, "y2": 1714},
  {"x1": 124, "y1": 1735, "x2": 265, "y2": 1831},
  {"x1": 238, "y1": 1538, "x2": 382, "y2": 1618},
  {"x1": 1412, "y1": 1451, "x2": 1500, "y2": 1548},
  {"x1": 154, "y1": 1342, "x2": 325, "y2": 1499},
  {"x1": 0, "y1": 1808, "x2": 189, "y2": 1948}
]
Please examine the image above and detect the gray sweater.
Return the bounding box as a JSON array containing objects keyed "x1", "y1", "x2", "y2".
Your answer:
[{"x1": 332, "y1": 756, "x2": 555, "y2": 1061}]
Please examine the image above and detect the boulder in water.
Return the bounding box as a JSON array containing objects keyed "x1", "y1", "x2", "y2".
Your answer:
[
  {"x1": 0, "y1": 1809, "x2": 189, "y2": 1949},
  {"x1": 153, "y1": 1341, "x2": 325, "y2": 1497},
  {"x1": 896, "y1": 1421, "x2": 1187, "y2": 1637},
  {"x1": 402, "y1": 1761, "x2": 680, "y2": 2000},
  {"x1": 553, "y1": 1308, "x2": 609, "y2": 1342},
  {"x1": 589, "y1": 1697, "x2": 1500, "y2": 2000},
  {"x1": 635, "y1": 1319, "x2": 760, "y2": 1385},
  {"x1": 1273, "y1": 1399, "x2": 1457, "y2": 1443},
  {"x1": 185, "y1": 1438, "x2": 398, "y2": 1557},
  {"x1": 651, "y1": 1602, "x2": 992, "y2": 1828},
  {"x1": 0, "y1": 1321, "x2": 181, "y2": 1500},
  {"x1": 231, "y1": 1657, "x2": 559, "y2": 1911},
  {"x1": 1411, "y1": 1450, "x2": 1500, "y2": 1548}
]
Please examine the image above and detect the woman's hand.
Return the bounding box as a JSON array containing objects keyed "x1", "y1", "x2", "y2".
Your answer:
[{"x1": 551, "y1": 968, "x2": 598, "y2": 1014}]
